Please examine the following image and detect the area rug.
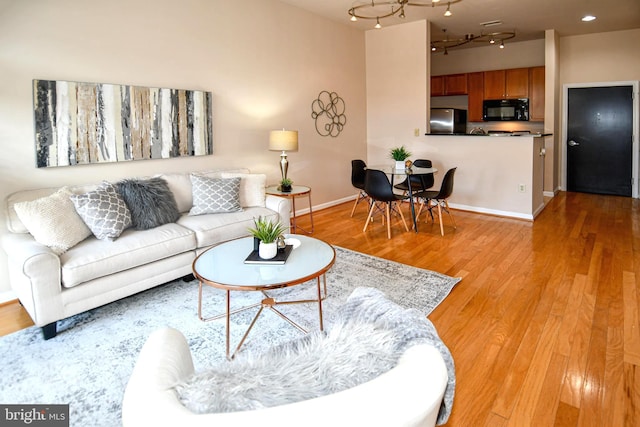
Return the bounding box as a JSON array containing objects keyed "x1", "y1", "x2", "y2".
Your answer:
[{"x1": 0, "y1": 246, "x2": 460, "y2": 427}]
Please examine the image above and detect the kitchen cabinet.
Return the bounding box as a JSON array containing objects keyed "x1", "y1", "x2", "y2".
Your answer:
[
  {"x1": 483, "y1": 68, "x2": 529, "y2": 99},
  {"x1": 467, "y1": 72, "x2": 484, "y2": 122},
  {"x1": 431, "y1": 73, "x2": 467, "y2": 96},
  {"x1": 431, "y1": 75, "x2": 445, "y2": 96},
  {"x1": 444, "y1": 73, "x2": 467, "y2": 95},
  {"x1": 529, "y1": 66, "x2": 545, "y2": 121}
]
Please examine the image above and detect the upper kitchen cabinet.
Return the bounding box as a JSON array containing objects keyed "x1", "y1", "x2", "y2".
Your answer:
[
  {"x1": 431, "y1": 73, "x2": 468, "y2": 96},
  {"x1": 431, "y1": 75, "x2": 445, "y2": 96},
  {"x1": 483, "y1": 68, "x2": 529, "y2": 99},
  {"x1": 467, "y1": 72, "x2": 484, "y2": 122},
  {"x1": 528, "y1": 66, "x2": 545, "y2": 121}
]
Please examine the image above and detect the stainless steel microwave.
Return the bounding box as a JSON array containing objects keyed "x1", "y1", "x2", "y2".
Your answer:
[{"x1": 483, "y1": 98, "x2": 529, "y2": 121}]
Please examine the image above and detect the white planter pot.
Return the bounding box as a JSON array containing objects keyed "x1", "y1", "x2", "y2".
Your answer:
[
  {"x1": 259, "y1": 241, "x2": 278, "y2": 259},
  {"x1": 395, "y1": 160, "x2": 406, "y2": 170}
]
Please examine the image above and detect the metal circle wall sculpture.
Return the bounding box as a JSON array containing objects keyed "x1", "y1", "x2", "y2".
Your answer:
[{"x1": 311, "y1": 91, "x2": 346, "y2": 137}]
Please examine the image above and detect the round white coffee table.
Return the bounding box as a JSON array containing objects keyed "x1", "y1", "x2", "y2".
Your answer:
[{"x1": 193, "y1": 234, "x2": 335, "y2": 359}]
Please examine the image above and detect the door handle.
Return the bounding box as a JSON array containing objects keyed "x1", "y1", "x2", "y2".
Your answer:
[{"x1": 568, "y1": 140, "x2": 580, "y2": 146}]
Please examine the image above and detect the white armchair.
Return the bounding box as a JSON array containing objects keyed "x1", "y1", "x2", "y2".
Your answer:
[{"x1": 122, "y1": 327, "x2": 449, "y2": 427}]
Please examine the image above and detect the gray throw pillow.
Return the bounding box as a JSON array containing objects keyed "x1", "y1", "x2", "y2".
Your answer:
[
  {"x1": 70, "y1": 182, "x2": 132, "y2": 241},
  {"x1": 189, "y1": 175, "x2": 242, "y2": 215},
  {"x1": 116, "y1": 177, "x2": 180, "y2": 230}
]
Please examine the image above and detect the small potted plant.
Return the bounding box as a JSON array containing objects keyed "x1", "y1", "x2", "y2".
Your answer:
[
  {"x1": 279, "y1": 177, "x2": 293, "y2": 193},
  {"x1": 390, "y1": 146, "x2": 412, "y2": 169},
  {"x1": 248, "y1": 216, "x2": 287, "y2": 259}
]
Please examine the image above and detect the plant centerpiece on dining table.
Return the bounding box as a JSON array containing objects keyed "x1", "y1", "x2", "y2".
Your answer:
[
  {"x1": 390, "y1": 146, "x2": 412, "y2": 170},
  {"x1": 248, "y1": 216, "x2": 287, "y2": 259}
]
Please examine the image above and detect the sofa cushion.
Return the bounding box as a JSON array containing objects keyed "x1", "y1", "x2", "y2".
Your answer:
[
  {"x1": 178, "y1": 207, "x2": 278, "y2": 248},
  {"x1": 116, "y1": 177, "x2": 180, "y2": 230},
  {"x1": 60, "y1": 223, "x2": 196, "y2": 288},
  {"x1": 189, "y1": 175, "x2": 242, "y2": 215},
  {"x1": 219, "y1": 173, "x2": 266, "y2": 208},
  {"x1": 12, "y1": 187, "x2": 92, "y2": 254},
  {"x1": 70, "y1": 182, "x2": 132, "y2": 240}
]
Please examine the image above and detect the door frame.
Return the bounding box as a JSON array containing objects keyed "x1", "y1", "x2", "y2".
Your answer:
[{"x1": 561, "y1": 81, "x2": 639, "y2": 198}]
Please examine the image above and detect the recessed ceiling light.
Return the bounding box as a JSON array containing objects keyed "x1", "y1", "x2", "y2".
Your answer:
[{"x1": 582, "y1": 15, "x2": 596, "y2": 22}]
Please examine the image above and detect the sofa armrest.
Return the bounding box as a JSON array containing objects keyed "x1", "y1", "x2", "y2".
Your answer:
[
  {"x1": 265, "y1": 195, "x2": 291, "y2": 233},
  {"x1": 122, "y1": 327, "x2": 196, "y2": 427},
  {"x1": 1, "y1": 233, "x2": 63, "y2": 326}
]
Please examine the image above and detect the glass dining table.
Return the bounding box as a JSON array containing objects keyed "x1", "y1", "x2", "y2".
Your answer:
[{"x1": 367, "y1": 164, "x2": 438, "y2": 233}]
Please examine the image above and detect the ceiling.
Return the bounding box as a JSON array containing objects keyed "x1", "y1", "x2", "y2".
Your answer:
[{"x1": 279, "y1": 0, "x2": 640, "y2": 49}]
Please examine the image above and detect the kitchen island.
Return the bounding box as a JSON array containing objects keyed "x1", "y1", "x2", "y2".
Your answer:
[{"x1": 419, "y1": 134, "x2": 547, "y2": 220}]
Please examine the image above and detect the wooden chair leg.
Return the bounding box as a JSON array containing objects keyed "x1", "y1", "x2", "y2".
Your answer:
[
  {"x1": 350, "y1": 192, "x2": 360, "y2": 217},
  {"x1": 437, "y1": 202, "x2": 444, "y2": 236},
  {"x1": 416, "y1": 199, "x2": 424, "y2": 220},
  {"x1": 385, "y1": 203, "x2": 391, "y2": 239},
  {"x1": 396, "y1": 201, "x2": 409, "y2": 232},
  {"x1": 444, "y1": 199, "x2": 456, "y2": 229},
  {"x1": 363, "y1": 201, "x2": 376, "y2": 232}
]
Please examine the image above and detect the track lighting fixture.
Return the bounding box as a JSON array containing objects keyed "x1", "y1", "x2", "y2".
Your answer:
[
  {"x1": 348, "y1": 0, "x2": 462, "y2": 29},
  {"x1": 431, "y1": 28, "x2": 515, "y2": 53}
]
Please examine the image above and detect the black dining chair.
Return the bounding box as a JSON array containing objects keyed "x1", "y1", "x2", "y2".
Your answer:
[
  {"x1": 415, "y1": 167, "x2": 457, "y2": 236},
  {"x1": 350, "y1": 159, "x2": 369, "y2": 217},
  {"x1": 363, "y1": 169, "x2": 409, "y2": 239},
  {"x1": 393, "y1": 159, "x2": 435, "y2": 194}
]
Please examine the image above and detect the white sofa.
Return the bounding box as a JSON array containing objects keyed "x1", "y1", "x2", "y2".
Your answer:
[
  {"x1": 2, "y1": 169, "x2": 291, "y2": 339},
  {"x1": 122, "y1": 327, "x2": 449, "y2": 427}
]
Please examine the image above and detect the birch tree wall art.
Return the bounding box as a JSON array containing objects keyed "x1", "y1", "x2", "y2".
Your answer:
[{"x1": 33, "y1": 79, "x2": 214, "y2": 168}]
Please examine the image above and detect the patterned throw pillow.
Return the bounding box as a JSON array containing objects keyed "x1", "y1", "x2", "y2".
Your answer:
[
  {"x1": 189, "y1": 175, "x2": 242, "y2": 215},
  {"x1": 219, "y1": 172, "x2": 266, "y2": 208},
  {"x1": 70, "y1": 182, "x2": 132, "y2": 240},
  {"x1": 13, "y1": 187, "x2": 92, "y2": 254}
]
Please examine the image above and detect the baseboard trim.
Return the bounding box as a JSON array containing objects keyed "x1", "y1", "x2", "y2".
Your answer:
[
  {"x1": 295, "y1": 194, "x2": 537, "y2": 221},
  {"x1": 447, "y1": 203, "x2": 534, "y2": 221}
]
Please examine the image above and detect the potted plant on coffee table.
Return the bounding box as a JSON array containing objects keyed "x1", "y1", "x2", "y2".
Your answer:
[
  {"x1": 248, "y1": 216, "x2": 287, "y2": 259},
  {"x1": 390, "y1": 146, "x2": 412, "y2": 170}
]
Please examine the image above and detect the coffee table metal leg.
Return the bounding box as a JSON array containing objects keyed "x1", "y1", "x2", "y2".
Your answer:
[
  {"x1": 230, "y1": 304, "x2": 266, "y2": 360},
  {"x1": 316, "y1": 276, "x2": 324, "y2": 331},
  {"x1": 198, "y1": 282, "x2": 260, "y2": 322},
  {"x1": 199, "y1": 278, "x2": 330, "y2": 359}
]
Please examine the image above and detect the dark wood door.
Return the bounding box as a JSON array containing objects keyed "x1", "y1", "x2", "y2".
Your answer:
[{"x1": 567, "y1": 86, "x2": 633, "y2": 196}]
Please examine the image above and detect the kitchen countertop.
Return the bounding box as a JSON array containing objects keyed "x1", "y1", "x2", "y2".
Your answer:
[{"x1": 425, "y1": 133, "x2": 553, "y2": 137}]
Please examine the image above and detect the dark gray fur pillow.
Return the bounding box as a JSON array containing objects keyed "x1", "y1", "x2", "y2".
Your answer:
[{"x1": 116, "y1": 177, "x2": 180, "y2": 230}]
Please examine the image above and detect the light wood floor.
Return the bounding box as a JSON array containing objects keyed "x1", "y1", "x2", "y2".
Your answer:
[{"x1": 2, "y1": 191, "x2": 639, "y2": 426}]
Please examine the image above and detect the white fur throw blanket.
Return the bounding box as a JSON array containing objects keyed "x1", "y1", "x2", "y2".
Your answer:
[{"x1": 175, "y1": 287, "x2": 455, "y2": 425}]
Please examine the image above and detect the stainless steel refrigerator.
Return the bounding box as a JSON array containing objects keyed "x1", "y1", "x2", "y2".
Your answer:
[{"x1": 429, "y1": 108, "x2": 467, "y2": 134}]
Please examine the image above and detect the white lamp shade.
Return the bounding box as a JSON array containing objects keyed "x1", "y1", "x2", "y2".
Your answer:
[{"x1": 269, "y1": 130, "x2": 298, "y2": 152}]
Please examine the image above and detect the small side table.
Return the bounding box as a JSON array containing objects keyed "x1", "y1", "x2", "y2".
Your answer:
[{"x1": 266, "y1": 185, "x2": 314, "y2": 234}]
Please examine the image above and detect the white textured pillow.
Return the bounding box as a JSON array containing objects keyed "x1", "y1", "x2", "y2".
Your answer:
[
  {"x1": 13, "y1": 187, "x2": 92, "y2": 254},
  {"x1": 189, "y1": 175, "x2": 242, "y2": 215},
  {"x1": 70, "y1": 182, "x2": 132, "y2": 240},
  {"x1": 219, "y1": 172, "x2": 266, "y2": 208}
]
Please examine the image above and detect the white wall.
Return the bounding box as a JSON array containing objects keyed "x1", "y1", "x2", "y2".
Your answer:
[
  {"x1": 0, "y1": 0, "x2": 367, "y2": 298},
  {"x1": 420, "y1": 135, "x2": 544, "y2": 219},
  {"x1": 365, "y1": 20, "x2": 428, "y2": 165},
  {"x1": 430, "y1": 39, "x2": 545, "y2": 76}
]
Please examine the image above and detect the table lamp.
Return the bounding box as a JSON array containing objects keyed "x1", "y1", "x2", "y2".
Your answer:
[{"x1": 269, "y1": 130, "x2": 298, "y2": 182}]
